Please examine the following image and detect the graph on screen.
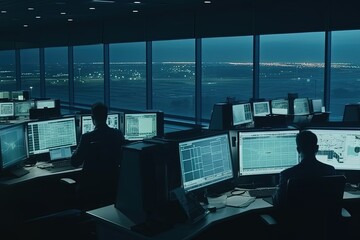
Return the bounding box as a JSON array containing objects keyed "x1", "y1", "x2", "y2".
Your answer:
[{"x1": 239, "y1": 129, "x2": 299, "y2": 175}]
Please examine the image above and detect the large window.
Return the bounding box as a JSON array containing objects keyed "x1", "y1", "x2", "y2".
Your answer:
[
  {"x1": 45, "y1": 47, "x2": 69, "y2": 103},
  {"x1": 73, "y1": 44, "x2": 104, "y2": 106},
  {"x1": 202, "y1": 36, "x2": 253, "y2": 120},
  {"x1": 152, "y1": 39, "x2": 195, "y2": 118},
  {"x1": 0, "y1": 50, "x2": 16, "y2": 91},
  {"x1": 331, "y1": 30, "x2": 360, "y2": 120},
  {"x1": 260, "y1": 32, "x2": 325, "y2": 102},
  {"x1": 109, "y1": 42, "x2": 146, "y2": 111},
  {"x1": 21, "y1": 48, "x2": 40, "y2": 98}
]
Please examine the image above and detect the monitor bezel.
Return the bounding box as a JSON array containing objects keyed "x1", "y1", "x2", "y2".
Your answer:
[
  {"x1": 304, "y1": 127, "x2": 360, "y2": 171},
  {"x1": 238, "y1": 129, "x2": 300, "y2": 176},
  {"x1": 0, "y1": 102, "x2": 15, "y2": 117},
  {"x1": 231, "y1": 102, "x2": 253, "y2": 126},
  {"x1": 293, "y1": 97, "x2": 311, "y2": 116},
  {"x1": 26, "y1": 116, "x2": 78, "y2": 155},
  {"x1": 270, "y1": 99, "x2": 289, "y2": 115},
  {"x1": 178, "y1": 132, "x2": 234, "y2": 192},
  {"x1": 124, "y1": 112, "x2": 158, "y2": 141},
  {"x1": 252, "y1": 101, "x2": 271, "y2": 117},
  {"x1": 0, "y1": 123, "x2": 28, "y2": 171}
]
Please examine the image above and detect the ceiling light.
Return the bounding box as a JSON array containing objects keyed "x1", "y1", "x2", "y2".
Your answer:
[
  {"x1": 27, "y1": 7, "x2": 35, "y2": 11},
  {"x1": 132, "y1": 9, "x2": 139, "y2": 13},
  {"x1": 23, "y1": 24, "x2": 29, "y2": 28},
  {"x1": 60, "y1": 12, "x2": 66, "y2": 15},
  {"x1": 35, "y1": 16, "x2": 41, "y2": 19},
  {"x1": 67, "y1": 18, "x2": 73, "y2": 22},
  {"x1": 1, "y1": 10, "x2": 7, "y2": 14},
  {"x1": 92, "y1": 0, "x2": 115, "y2": 3},
  {"x1": 89, "y1": 7, "x2": 96, "y2": 10},
  {"x1": 204, "y1": 1, "x2": 211, "y2": 3},
  {"x1": 134, "y1": 1, "x2": 141, "y2": 3}
]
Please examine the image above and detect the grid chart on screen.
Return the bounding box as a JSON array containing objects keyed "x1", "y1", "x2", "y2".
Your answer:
[
  {"x1": 310, "y1": 129, "x2": 360, "y2": 170},
  {"x1": 27, "y1": 118, "x2": 77, "y2": 155},
  {"x1": 179, "y1": 134, "x2": 233, "y2": 192},
  {"x1": 239, "y1": 130, "x2": 299, "y2": 175}
]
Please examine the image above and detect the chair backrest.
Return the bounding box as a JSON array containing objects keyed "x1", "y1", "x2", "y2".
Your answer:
[
  {"x1": 78, "y1": 141, "x2": 121, "y2": 210},
  {"x1": 283, "y1": 175, "x2": 346, "y2": 238}
]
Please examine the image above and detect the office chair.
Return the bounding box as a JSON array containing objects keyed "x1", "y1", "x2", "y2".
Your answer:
[
  {"x1": 17, "y1": 141, "x2": 122, "y2": 240},
  {"x1": 260, "y1": 175, "x2": 351, "y2": 240}
]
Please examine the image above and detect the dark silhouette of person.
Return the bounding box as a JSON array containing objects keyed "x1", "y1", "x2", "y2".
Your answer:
[
  {"x1": 71, "y1": 102, "x2": 126, "y2": 210},
  {"x1": 273, "y1": 130, "x2": 336, "y2": 207}
]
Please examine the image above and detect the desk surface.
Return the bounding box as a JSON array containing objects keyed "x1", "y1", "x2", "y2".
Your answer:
[
  {"x1": 87, "y1": 191, "x2": 360, "y2": 240},
  {"x1": 0, "y1": 164, "x2": 81, "y2": 186},
  {"x1": 87, "y1": 198, "x2": 273, "y2": 240}
]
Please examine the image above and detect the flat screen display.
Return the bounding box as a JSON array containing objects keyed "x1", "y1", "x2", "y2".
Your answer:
[
  {"x1": 239, "y1": 129, "x2": 300, "y2": 175},
  {"x1": 178, "y1": 133, "x2": 234, "y2": 192},
  {"x1": 307, "y1": 128, "x2": 360, "y2": 170},
  {"x1": 27, "y1": 116, "x2": 77, "y2": 155}
]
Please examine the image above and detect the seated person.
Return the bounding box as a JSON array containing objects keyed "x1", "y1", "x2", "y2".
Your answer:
[
  {"x1": 71, "y1": 102, "x2": 126, "y2": 210},
  {"x1": 273, "y1": 130, "x2": 336, "y2": 208}
]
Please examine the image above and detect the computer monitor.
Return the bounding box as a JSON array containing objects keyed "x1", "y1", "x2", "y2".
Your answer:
[
  {"x1": 80, "y1": 113, "x2": 120, "y2": 134},
  {"x1": 27, "y1": 116, "x2": 77, "y2": 155},
  {"x1": 121, "y1": 112, "x2": 158, "y2": 141},
  {"x1": 0, "y1": 91, "x2": 10, "y2": 100},
  {"x1": 178, "y1": 133, "x2": 234, "y2": 192},
  {"x1": 306, "y1": 128, "x2": 360, "y2": 170},
  {"x1": 293, "y1": 98, "x2": 310, "y2": 115},
  {"x1": 252, "y1": 101, "x2": 271, "y2": 117},
  {"x1": 232, "y1": 102, "x2": 253, "y2": 126},
  {"x1": 311, "y1": 99, "x2": 324, "y2": 113},
  {"x1": 35, "y1": 99, "x2": 56, "y2": 109},
  {"x1": 238, "y1": 129, "x2": 300, "y2": 176},
  {"x1": 271, "y1": 99, "x2": 289, "y2": 115},
  {"x1": 0, "y1": 123, "x2": 29, "y2": 176},
  {"x1": 0, "y1": 102, "x2": 14, "y2": 118},
  {"x1": 14, "y1": 100, "x2": 34, "y2": 118},
  {"x1": 11, "y1": 90, "x2": 26, "y2": 100}
]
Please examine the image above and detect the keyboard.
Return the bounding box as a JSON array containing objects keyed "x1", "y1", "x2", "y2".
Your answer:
[
  {"x1": 49, "y1": 159, "x2": 75, "y2": 172},
  {"x1": 248, "y1": 187, "x2": 277, "y2": 198}
]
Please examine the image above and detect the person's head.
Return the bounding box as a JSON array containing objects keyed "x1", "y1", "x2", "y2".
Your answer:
[
  {"x1": 91, "y1": 102, "x2": 108, "y2": 126},
  {"x1": 296, "y1": 130, "x2": 319, "y2": 158}
]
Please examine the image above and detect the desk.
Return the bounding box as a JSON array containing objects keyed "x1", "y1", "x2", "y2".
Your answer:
[
  {"x1": 0, "y1": 164, "x2": 82, "y2": 228},
  {"x1": 88, "y1": 191, "x2": 360, "y2": 240},
  {"x1": 87, "y1": 198, "x2": 273, "y2": 240},
  {"x1": 0, "y1": 164, "x2": 81, "y2": 186}
]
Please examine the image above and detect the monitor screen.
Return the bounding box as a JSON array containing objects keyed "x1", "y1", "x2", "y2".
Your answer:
[
  {"x1": 81, "y1": 113, "x2": 120, "y2": 134},
  {"x1": 14, "y1": 101, "x2": 34, "y2": 117},
  {"x1": 232, "y1": 103, "x2": 253, "y2": 126},
  {"x1": 253, "y1": 101, "x2": 271, "y2": 117},
  {"x1": 35, "y1": 99, "x2": 56, "y2": 109},
  {"x1": 124, "y1": 113, "x2": 157, "y2": 141},
  {"x1": 11, "y1": 90, "x2": 25, "y2": 100},
  {"x1": 293, "y1": 98, "x2": 310, "y2": 115},
  {"x1": 238, "y1": 129, "x2": 300, "y2": 176},
  {"x1": 0, "y1": 102, "x2": 14, "y2": 117},
  {"x1": 311, "y1": 99, "x2": 323, "y2": 113},
  {"x1": 0, "y1": 123, "x2": 28, "y2": 170},
  {"x1": 271, "y1": 99, "x2": 289, "y2": 115},
  {"x1": 0, "y1": 91, "x2": 10, "y2": 100},
  {"x1": 307, "y1": 128, "x2": 360, "y2": 170},
  {"x1": 178, "y1": 133, "x2": 234, "y2": 192},
  {"x1": 27, "y1": 116, "x2": 77, "y2": 155}
]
